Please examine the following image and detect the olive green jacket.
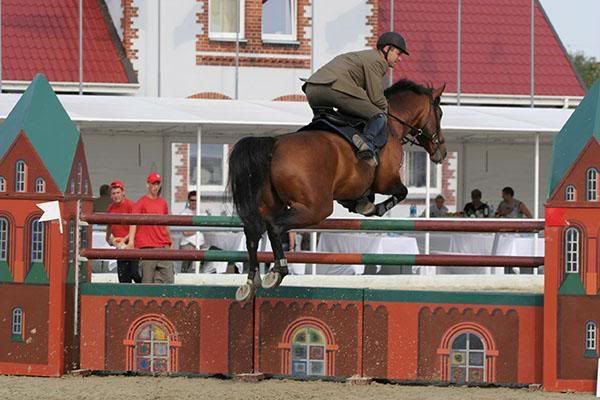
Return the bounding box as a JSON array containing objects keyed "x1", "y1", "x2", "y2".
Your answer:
[{"x1": 304, "y1": 49, "x2": 389, "y2": 112}]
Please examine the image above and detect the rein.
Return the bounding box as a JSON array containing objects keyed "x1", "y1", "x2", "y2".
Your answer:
[{"x1": 387, "y1": 104, "x2": 444, "y2": 154}]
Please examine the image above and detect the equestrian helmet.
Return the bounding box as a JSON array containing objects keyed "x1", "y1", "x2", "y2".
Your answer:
[{"x1": 377, "y1": 32, "x2": 409, "y2": 55}]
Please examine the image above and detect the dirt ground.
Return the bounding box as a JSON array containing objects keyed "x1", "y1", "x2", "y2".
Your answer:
[{"x1": 0, "y1": 375, "x2": 595, "y2": 400}]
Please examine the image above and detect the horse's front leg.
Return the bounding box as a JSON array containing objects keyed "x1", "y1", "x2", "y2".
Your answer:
[{"x1": 372, "y1": 182, "x2": 408, "y2": 217}]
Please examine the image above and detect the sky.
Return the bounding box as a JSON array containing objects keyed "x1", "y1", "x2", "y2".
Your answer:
[{"x1": 539, "y1": 0, "x2": 600, "y2": 59}]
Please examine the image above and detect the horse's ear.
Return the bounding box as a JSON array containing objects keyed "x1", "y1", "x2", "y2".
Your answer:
[{"x1": 432, "y1": 83, "x2": 446, "y2": 99}]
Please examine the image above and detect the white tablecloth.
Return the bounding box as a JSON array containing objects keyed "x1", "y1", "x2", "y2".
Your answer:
[
  {"x1": 91, "y1": 231, "x2": 117, "y2": 272},
  {"x1": 315, "y1": 233, "x2": 419, "y2": 275}
]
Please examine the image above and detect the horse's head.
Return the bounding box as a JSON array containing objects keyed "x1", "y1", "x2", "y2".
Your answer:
[{"x1": 385, "y1": 80, "x2": 447, "y2": 164}]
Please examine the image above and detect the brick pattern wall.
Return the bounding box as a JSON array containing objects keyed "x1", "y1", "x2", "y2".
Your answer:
[
  {"x1": 366, "y1": 0, "x2": 379, "y2": 47},
  {"x1": 441, "y1": 152, "x2": 457, "y2": 207},
  {"x1": 196, "y1": 0, "x2": 312, "y2": 68},
  {"x1": 121, "y1": 0, "x2": 139, "y2": 63},
  {"x1": 273, "y1": 94, "x2": 306, "y2": 101},
  {"x1": 173, "y1": 144, "x2": 190, "y2": 203}
]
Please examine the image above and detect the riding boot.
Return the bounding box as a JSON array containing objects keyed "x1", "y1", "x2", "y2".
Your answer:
[{"x1": 352, "y1": 113, "x2": 387, "y2": 167}]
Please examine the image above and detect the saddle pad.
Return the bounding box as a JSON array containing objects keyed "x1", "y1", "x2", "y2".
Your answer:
[{"x1": 297, "y1": 119, "x2": 362, "y2": 151}]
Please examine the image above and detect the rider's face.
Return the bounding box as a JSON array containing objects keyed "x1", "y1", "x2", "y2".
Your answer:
[{"x1": 385, "y1": 46, "x2": 402, "y2": 68}]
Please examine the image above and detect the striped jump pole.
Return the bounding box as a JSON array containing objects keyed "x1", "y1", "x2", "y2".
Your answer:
[
  {"x1": 80, "y1": 248, "x2": 544, "y2": 268},
  {"x1": 81, "y1": 214, "x2": 544, "y2": 233}
]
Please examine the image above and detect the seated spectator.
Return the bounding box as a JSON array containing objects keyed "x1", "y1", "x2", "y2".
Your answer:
[
  {"x1": 463, "y1": 189, "x2": 490, "y2": 218},
  {"x1": 93, "y1": 184, "x2": 111, "y2": 212},
  {"x1": 422, "y1": 194, "x2": 449, "y2": 217},
  {"x1": 495, "y1": 186, "x2": 533, "y2": 218}
]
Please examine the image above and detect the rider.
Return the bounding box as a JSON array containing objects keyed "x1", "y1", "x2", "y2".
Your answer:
[{"x1": 302, "y1": 32, "x2": 409, "y2": 167}]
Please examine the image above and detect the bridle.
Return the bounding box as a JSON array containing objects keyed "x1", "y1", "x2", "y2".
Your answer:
[{"x1": 387, "y1": 99, "x2": 444, "y2": 154}]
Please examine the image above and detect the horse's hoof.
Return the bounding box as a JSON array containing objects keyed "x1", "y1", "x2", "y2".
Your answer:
[
  {"x1": 236, "y1": 283, "x2": 255, "y2": 302},
  {"x1": 262, "y1": 271, "x2": 283, "y2": 289},
  {"x1": 355, "y1": 200, "x2": 376, "y2": 216}
]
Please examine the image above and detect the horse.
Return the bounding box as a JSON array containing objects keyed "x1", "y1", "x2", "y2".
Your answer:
[{"x1": 228, "y1": 79, "x2": 446, "y2": 301}]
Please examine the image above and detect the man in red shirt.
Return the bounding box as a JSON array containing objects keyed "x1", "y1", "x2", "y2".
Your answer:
[
  {"x1": 105, "y1": 180, "x2": 141, "y2": 283},
  {"x1": 128, "y1": 172, "x2": 174, "y2": 283}
]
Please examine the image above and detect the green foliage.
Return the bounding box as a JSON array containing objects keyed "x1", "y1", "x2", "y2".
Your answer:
[{"x1": 569, "y1": 51, "x2": 600, "y2": 89}]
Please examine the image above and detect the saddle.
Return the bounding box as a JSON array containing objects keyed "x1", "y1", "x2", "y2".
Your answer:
[{"x1": 298, "y1": 107, "x2": 366, "y2": 151}]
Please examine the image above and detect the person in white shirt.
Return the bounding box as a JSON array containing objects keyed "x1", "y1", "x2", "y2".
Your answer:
[
  {"x1": 179, "y1": 191, "x2": 205, "y2": 273},
  {"x1": 421, "y1": 194, "x2": 449, "y2": 218}
]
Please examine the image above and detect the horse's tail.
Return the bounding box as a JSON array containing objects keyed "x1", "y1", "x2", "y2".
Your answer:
[{"x1": 228, "y1": 136, "x2": 277, "y2": 233}]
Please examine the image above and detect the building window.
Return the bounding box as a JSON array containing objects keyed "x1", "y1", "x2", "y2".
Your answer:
[
  {"x1": 68, "y1": 220, "x2": 75, "y2": 267},
  {"x1": 403, "y1": 149, "x2": 441, "y2": 192},
  {"x1": 35, "y1": 178, "x2": 45, "y2": 193},
  {"x1": 77, "y1": 162, "x2": 83, "y2": 194},
  {"x1": 291, "y1": 327, "x2": 326, "y2": 376},
  {"x1": 11, "y1": 307, "x2": 23, "y2": 340},
  {"x1": 564, "y1": 227, "x2": 580, "y2": 273},
  {"x1": 209, "y1": 0, "x2": 245, "y2": 40},
  {"x1": 30, "y1": 219, "x2": 44, "y2": 263},
  {"x1": 70, "y1": 179, "x2": 75, "y2": 194},
  {"x1": 15, "y1": 160, "x2": 26, "y2": 192},
  {"x1": 0, "y1": 218, "x2": 9, "y2": 262},
  {"x1": 135, "y1": 323, "x2": 171, "y2": 372},
  {"x1": 84, "y1": 180, "x2": 89, "y2": 195},
  {"x1": 586, "y1": 321, "x2": 597, "y2": 352},
  {"x1": 262, "y1": 0, "x2": 296, "y2": 42},
  {"x1": 189, "y1": 143, "x2": 228, "y2": 190},
  {"x1": 565, "y1": 185, "x2": 576, "y2": 201},
  {"x1": 587, "y1": 168, "x2": 598, "y2": 201},
  {"x1": 0, "y1": 176, "x2": 5, "y2": 192},
  {"x1": 450, "y1": 332, "x2": 486, "y2": 383}
]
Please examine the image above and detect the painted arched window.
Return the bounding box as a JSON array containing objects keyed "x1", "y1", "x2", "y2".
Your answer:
[
  {"x1": 30, "y1": 219, "x2": 44, "y2": 263},
  {"x1": 76, "y1": 162, "x2": 83, "y2": 194},
  {"x1": 565, "y1": 227, "x2": 580, "y2": 273},
  {"x1": 11, "y1": 307, "x2": 23, "y2": 338},
  {"x1": 84, "y1": 180, "x2": 89, "y2": 195},
  {"x1": 0, "y1": 176, "x2": 5, "y2": 192},
  {"x1": 587, "y1": 168, "x2": 598, "y2": 201},
  {"x1": 35, "y1": 177, "x2": 45, "y2": 193},
  {"x1": 565, "y1": 185, "x2": 576, "y2": 202},
  {"x1": 135, "y1": 323, "x2": 171, "y2": 372},
  {"x1": 291, "y1": 327, "x2": 326, "y2": 376},
  {"x1": 15, "y1": 160, "x2": 26, "y2": 192},
  {"x1": 0, "y1": 217, "x2": 9, "y2": 262},
  {"x1": 586, "y1": 321, "x2": 597, "y2": 351},
  {"x1": 70, "y1": 179, "x2": 75, "y2": 195},
  {"x1": 68, "y1": 220, "x2": 75, "y2": 267},
  {"x1": 450, "y1": 332, "x2": 486, "y2": 383}
]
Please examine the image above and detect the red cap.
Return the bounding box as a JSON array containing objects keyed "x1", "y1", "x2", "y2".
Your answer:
[
  {"x1": 110, "y1": 180, "x2": 125, "y2": 190},
  {"x1": 147, "y1": 172, "x2": 162, "y2": 184}
]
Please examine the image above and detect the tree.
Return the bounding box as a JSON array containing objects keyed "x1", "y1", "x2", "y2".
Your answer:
[{"x1": 569, "y1": 51, "x2": 600, "y2": 89}]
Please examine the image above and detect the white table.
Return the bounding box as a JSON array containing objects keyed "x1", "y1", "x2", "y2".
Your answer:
[
  {"x1": 315, "y1": 233, "x2": 420, "y2": 275},
  {"x1": 91, "y1": 231, "x2": 117, "y2": 272}
]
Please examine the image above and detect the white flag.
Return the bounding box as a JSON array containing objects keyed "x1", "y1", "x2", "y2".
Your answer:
[{"x1": 36, "y1": 201, "x2": 63, "y2": 234}]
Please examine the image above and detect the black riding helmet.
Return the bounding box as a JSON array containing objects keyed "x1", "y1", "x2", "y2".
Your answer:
[{"x1": 377, "y1": 32, "x2": 409, "y2": 55}]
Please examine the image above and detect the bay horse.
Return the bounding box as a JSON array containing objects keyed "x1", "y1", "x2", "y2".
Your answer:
[{"x1": 228, "y1": 79, "x2": 446, "y2": 301}]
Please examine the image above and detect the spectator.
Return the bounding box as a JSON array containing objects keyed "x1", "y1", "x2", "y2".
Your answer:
[
  {"x1": 105, "y1": 180, "x2": 141, "y2": 283},
  {"x1": 463, "y1": 189, "x2": 491, "y2": 218},
  {"x1": 128, "y1": 172, "x2": 174, "y2": 283},
  {"x1": 93, "y1": 184, "x2": 111, "y2": 212},
  {"x1": 281, "y1": 231, "x2": 297, "y2": 252},
  {"x1": 422, "y1": 195, "x2": 449, "y2": 217},
  {"x1": 179, "y1": 190, "x2": 205, "y2": 273},
  {"x1": 495, "y1": 186, "x2": 533, "y2": 218}
]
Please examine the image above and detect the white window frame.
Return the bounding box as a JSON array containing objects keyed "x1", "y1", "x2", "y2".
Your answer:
[
  {"x1": 586, "y1": 321, "x2": 597, "y2": 351},
  {"x1": 564, "y1": 227, "x2": 580, "y2": 273},
  {"x1": 208, "y1": 0, "x2": 245, "y2": 40},
  {"x1": 565, "y1": 185, "x2": 576, "y2": 202},
  {"x1": 35, "y1": 177, "x2": 46, "y2": 193},
  {"x1": 261, "y1": 0, "x2": 297, "y2": 43},
  {"x1": 290, "y1": 327, "x2": 326, "y2": 376},
  {"x1": 0, "y1": 218, "x2": 8, "y2": 262},
  {"x1": 77, "y1": 162, "x2": 83, "y2": 194},
  {"x1": 402, "y1": 149, "x2": 442, "y2": 195},
  {"x1": 449, "y1": 332, "x2": 486, "y2": 383},
  {"x1": 70, "y1": 179, "x2": 75, "y2": 194},
  {"x1": 586, "y1": 168, "x2": 598, "y2": 201},
  {"x1": 11, "y1": 307, "x2": 23, "y2": 336},
  {"x1": 31, "y1": 218, "x2": 45, "y2": 263},
  {"x1": 15, "y1": 160, "x2": 26, "y2": 192},
  {"x1": 0, "y1": 176, "x2": 5, "y2": 192},
  {"x1": 188, "y1": 143, "x2": 229, "y2": 192}
]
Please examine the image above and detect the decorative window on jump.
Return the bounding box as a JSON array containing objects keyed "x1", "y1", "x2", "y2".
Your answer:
[
  {"x1": 565, "y1": 185, "x2": 576, "y2": 201},
  {"x1": 30, "y1": 219, "x2": 45, "y2": 263},
  {"x1": 262, "y1": 0, "x2": 297, "y2": 42},
  {"x1": 0, "y1": 176, "x2": 6, "y2": 192},
  {"x1": 15, "y1": 160, "x2": 26, "y2": 192},
  {"x1": 35, "y1": 178, "x2": 45, "y2": 193},
  {"x1": 135, "y1": 323, "x2": 171, "y2": 373},
  {"x1": 0, "y1": 217, "x2": 9, "y2": 263},
  {"x1": 209, "y1": 0, "x2": 245, "y2": 40},
  {"x1": 291, "y1": 327, "x2": 326, "y2": 376},
  {"x1": 585, "y1": 321, "x2": 597, "y2": 356},
  {"x1": 450, "y1": 332, "x2": 486, "y2": 383},
  {"x1": 564, "y1": 227, "x2": 580, "y2": 274},
  {"x1": 11, "y1": 307, "x2": 23, "y2": 341},
  {"x1": 587, "y1": 168, "x2": 598, "y2": 201}
]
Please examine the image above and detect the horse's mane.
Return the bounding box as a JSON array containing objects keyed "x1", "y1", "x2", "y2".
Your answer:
[{"x1": 384, "y1": 79, "x2": 433, "y2": 99}]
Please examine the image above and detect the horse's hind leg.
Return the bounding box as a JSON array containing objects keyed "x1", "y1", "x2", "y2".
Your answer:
[
  {"x1": 235, "y1": 224, "x2": 265, "y2": 301},
  {"x1": 261, "y1": 223, "x2": 289, "y2": 289}
]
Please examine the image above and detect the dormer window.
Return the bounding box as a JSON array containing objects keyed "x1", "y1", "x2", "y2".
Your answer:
[
  {"x1": 587, "y1": 168, "x2": 598, "y2": 201},
  {"x1": 15, "y1": 160, "x2": 26, "y2": 192},
  {"x1": 565, "y1": 185, "x2": 576, "y2": 202},
  {"x1": 35, "y1": 178, "x2": 46, "y2": 193}
]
